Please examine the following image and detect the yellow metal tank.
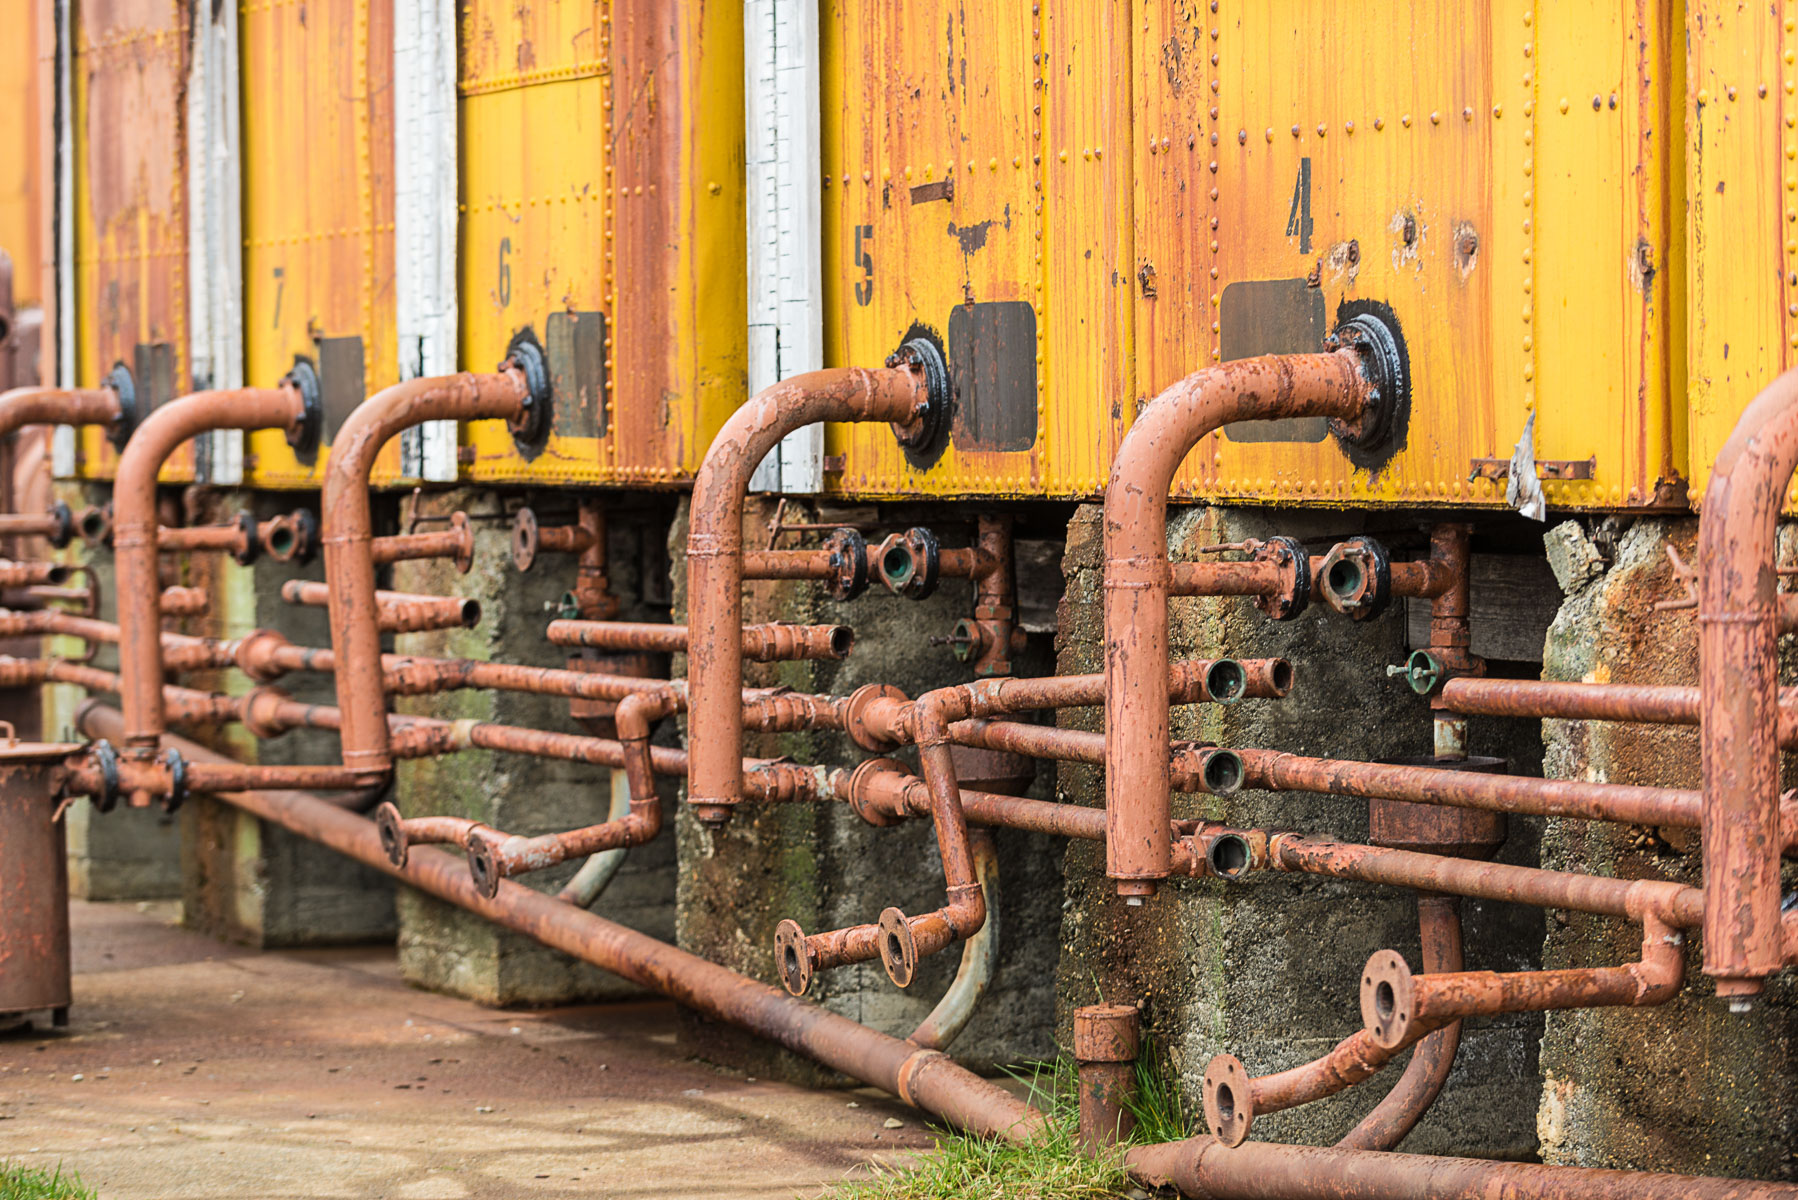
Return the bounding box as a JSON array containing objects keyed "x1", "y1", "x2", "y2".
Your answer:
[
  {"x1": 0, "y1": 1, "x2": 46, "y2": 311},
  {"x1": 240, "y1": 0, "x2": 399, "y2": 489},
  {"x1": 458, "y1": 0, "x2": 745, "y2": 487},
  {"x1": 816, "y1": 1, "x2": 1687, "y2": 510}
]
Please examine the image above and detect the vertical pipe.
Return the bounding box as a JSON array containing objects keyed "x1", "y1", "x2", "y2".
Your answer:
[{"x1": 1075, "y1": 1003, "x2": 1141, "y2": 1151}]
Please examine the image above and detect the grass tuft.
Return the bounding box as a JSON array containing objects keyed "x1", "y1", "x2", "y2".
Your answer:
[
  {"x1": 0, "y1": 1160, "x2": 96, "y2": 1200},
  {"x1": 816, "y1": 1047, "x2": 1190, "y2": 1200}
]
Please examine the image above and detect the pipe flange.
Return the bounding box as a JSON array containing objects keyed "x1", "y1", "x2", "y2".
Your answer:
[
  {"x1": 844, "y1": 683, "x2": 909, "y2": 753},
  {"x1": 283, "y1": 358, "x2": 323, "y2": 458},
  {"x1": 449, "y1": 511, "x2": 475, "y2": 574},
  {"x1": 823, "y1": 527, "x2": 869, "y2": 601},
  {"x1": 280, "y1": 509, "x2": 319, "y2": 565},
  {"x1": 774, "y1": 919, "x2": 814, "y2": 996},
  {"x1": 88, "y1": 739, "x2": 120, "y2": 813},
  {"x1": 45, "y1": 500, "x2": 74, "y2": 549},
  {"x1": 230, "y1": 511, "x2": 261, "y2": 567},
  {"x1": 1327, "y1": 312, "x2": 1407, "y2": 451},
  {"x1": 240, "y1": 686, "x2": 295, "y2": 738},
  {"x1": 1202, "y1": 1053, "x2": 1255, "y2": 1147},
  {"x1": 877, "y1": 908, "x2": 920, "y2": 988},
  {"x1": 467, "y1": 833, "x2": 503, "y2": 900},
  {"x1": 1360, "y1": 948, "x2": 1417, "y2": 1051},
  {"x1": 75, "y1": 504, "x2": 113, "y2": 548},
  {"x1": 160, "y1": 747, "x2": 187, "y2": 813},
  {"x1": 884, "y1": 338, "x2": 950, "y2": 451},
  {"x1": 846, "y1": 757, "x2": 909, "y2": 828},
  {"x1": 104, "y1": 363, "x2": 138, "y2": 450},
  {"x1": 877, "y1": 527, "x2": 940, "y2": 600},
  {"x1": 503, "y1": 332, "x2": 554, "y2": 454},
  {"x1": 1251, "y1": 535, "x2": 1311, "y2": 621},
  {"x1": 374, "y1": 801, "x2": 408, "y2": 868},
  {"x1": 510, "y1": 507, "x2": 541, "y2": 571},
  {"x1": 1318, "y1": 536, "x2": 1392, "y2": 621}
]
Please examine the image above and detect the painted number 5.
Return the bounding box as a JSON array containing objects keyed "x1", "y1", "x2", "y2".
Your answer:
[{"x1": 853, "y1": 225, "x2": 874, "y2": 307}]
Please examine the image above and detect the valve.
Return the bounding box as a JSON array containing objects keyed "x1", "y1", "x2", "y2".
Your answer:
[{"x1": 1386, "y1": 648, "x2": 1445, "y2": 696}]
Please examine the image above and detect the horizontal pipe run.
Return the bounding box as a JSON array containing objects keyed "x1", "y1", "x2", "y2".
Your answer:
[
  {"x1": 545, "y1": 619, "x2": 856, "y2": 662},
  {"x1": 371, "y1": 519, "x2": 474, "y2": 569},
  {"x1": 0, "y1": 511, "x2": 68, "y2": 539},
  {"x1": 1274, "y1": 834, "x2": 1703, "y2": 927},
  {"x1": 1125, "y1": 1136, "x2": 1798, "y2": 1200},
  {"x1": 0, "y1": 560, "x2": 69, "y2": 587},
  {"x1": 159, "y1": 587, "x2": 209, "y2": 617},
  {"x1": 281, "y1": 580, "x2": 481, "y2": 634},
  {"x1": 1442, "y1": 676, "x2": 1798, "y2": 748},
  {"x1": 87, "y1": 723, "x2": 1041, "y2": 1141},
  {"x1": 157, "y1": 523, "x2": 251, "y2": 555}
]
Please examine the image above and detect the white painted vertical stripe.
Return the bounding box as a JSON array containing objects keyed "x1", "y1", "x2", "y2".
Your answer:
[
  {"x1": 745, "y1": 0, "x2": 824, "y2": 494},
  {"x1": 187, "y1": 0, "x2": 245, "y2": 483},
  {"x1": 394, "y1": 0, "x2": 459, "y2": 482},
  {"x1": 52, "y1": 0, "x2": 74, "y2": 477}
]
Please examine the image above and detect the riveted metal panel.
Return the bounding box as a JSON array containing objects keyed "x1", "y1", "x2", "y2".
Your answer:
[
  {"x1": 68, "y1": 0, "x2": 194, "y2": 483},
  {"x1": 460, "y1": 0, "x2": 746, "y2": 487},
  {"x1": 239, "y1": 0, "x2": 400, "y2": 490},
  {"x1": 819, "y1": 0, "x2": 1135, "y2": 498}
]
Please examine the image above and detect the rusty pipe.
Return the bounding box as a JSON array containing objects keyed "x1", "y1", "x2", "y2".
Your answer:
[
  {"x1": 1442, "y1": 676, "x2": 1798, "y2": 749},
  {"x1": 1104, "y1": 348, "x2": 1378, "y2": 899},
  {"x1": 89, "y1": 720, "x2": 1042, "y2": 1140},
  {"x1": 464, "y1": 688, "x2": 681, "y2": 897},
  {"x1": 159, "y1": 586, "x2": 208, "y2": 617},
  {"x1": 282, "y1": 580, "x2": 481, "y2": 634},
  {"x1": 1695, "y1": 368, "x2": 1798, "y2": 1000},
  {"x1": 1074, "y1": 1003, "x2": 1141, "y2": 1152},
  {"x1": 1201, "y1": 895, "x2": 1465, "y2": 1149},
  {"x1": 0, "y1": 385, "x2": 124, "y2": 443},
  {"x1": 0, "y1": 560, "x2": 69, "y2": 587},
  {"x1": 114, "y1": 384, "x2": 311, "y2": 756},
  {"x1": 909, "y1": 828, "x2": 1001, "y2": 1052},
  {"x1": 0, "y1": 504, "x2": 72, "y2": 544},
  {"x1": 157, "y1": 519, "x2": 254, "y2": 559},
  {"x1": 373, "y1": 805, "x2": 495, "y2": 870},
  {"x1": 371, "y1": 513, "x2": 474, "y2": 572},
  {"x1": 546, "y1": 619, "x2": 855, "y2": 662},
  {"x1": 321, "y1": 367, "x2": 534, "y2": 780},
  {"x1": 687, "y1": 364, "x2": 933, "y2": 824},
  {"x1": 1125, "y1": 1135, "x2": 1798, "y2": 1200},
  {"x1": 1336, "y1": 895, "x2": 1464, "y2": 1151}
]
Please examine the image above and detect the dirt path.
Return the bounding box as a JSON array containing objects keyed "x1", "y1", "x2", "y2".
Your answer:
[{"x1": 0, "y1": 901, "x2": 935, "y2": 1199}]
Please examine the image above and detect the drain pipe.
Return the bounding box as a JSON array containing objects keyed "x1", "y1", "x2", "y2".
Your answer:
[
  {"x1": 686, "y1": 352, "x2": 946, "y2": 825},
  {"x1": 322, "y1": 358, "x2": 546, "y2": 783},
  {"x1": 113, "y1": 379, "x2": 318, "y2": 760},
  {"x1": 1102, "y1": 322, "x2": 1401, "y2": 899},
  {"x1": 1695, "y1": 367, "x2": 1798, "y2": 1004}
]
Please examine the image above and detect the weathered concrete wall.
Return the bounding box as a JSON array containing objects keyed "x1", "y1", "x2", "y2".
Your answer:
[
  {"x1": 178, "y1": 490, "x2": 395, "y2": 947},
  {"x1": 673, "y1": 497, "x2": 1064, "y2": 1080},
  {"x1": 1538, "y1": 518, "x2": 1798, "y2": 1178},
  {"x1": 1055, "y1": 504, "x2": 1544, "y2": 1156},
  {"x1": 392, "y1": 489, "x2": 678, "y2": 1006},
  {"x1": 46, "y1": 481, "x2": 181, "y2": 901}
]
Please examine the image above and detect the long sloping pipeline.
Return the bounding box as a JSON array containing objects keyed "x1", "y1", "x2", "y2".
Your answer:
[
  {"x1": 1695, "y1": 366, "x2": 1798, "y2": 1000},
  {"x1": 114, "y1": 385, "x2": 310, "y2": 754},
  {"x1": 322, "y1": 369, "x2": 533, "y2": 780},
  {"x1": 1101, "y1": 348, "x2": 1380, "y2": 898},
  {"x1": 686, "y1": 363, "x2": 932, "y2": 824},
  {"x1": 72, "y1": 705, "x2": 1043, "y2": 1142}
]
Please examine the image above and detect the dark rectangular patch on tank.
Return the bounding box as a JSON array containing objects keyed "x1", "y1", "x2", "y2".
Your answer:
[
  {"x1": 546, "y1": 312, "x2": 608, "y2": 441},
  {"x1": 1219, "y1": 280, "x2": 1330, "y2": 443},
  {"x1": 948, "y1": 301, "x2": 1037, "y2": 453},
  {"x1": 133, "y1": 342, "x2": 174, "y2": 413},
  {"x1": 317, "y1": 336, "x2": 366, "y2": 446}
]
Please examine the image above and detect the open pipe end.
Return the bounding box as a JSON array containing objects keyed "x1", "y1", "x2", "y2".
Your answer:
[
  {"x1": 467, "y1": 835, "x2": 503, "y2": 900},
  {"x1": 827, "y1": 625, "x2": 855, "y2": 660},
  {"x1": 774, "y1": 919, "x2": 815, "y2": 996},
  {"x1": 1204, "y1": 659, "x2": 1248, "y2": 705},
  {"x1": 1205, "y1": 832, "x2": 1254, "y2": 880},
  {"x1": 374, "y1": 802, "x2": 409, "y2": 869},
  {"x1": 41, "y1": 564, "x2": 70, "y2": 586},
  {"x1": 76, "y1": 505, "x2": 112, "y2": 547},
  {"x1": 1200, "y1": 748, "x2": 1245, "y2": 796},
  {"x1": 878, "y1": 908, "x2": 920, "y2": 988},
  {"x1": 1265, "y1": 658, "x2": 1296, "y2": 698},
  {"x1": 1201, "y1": 1054, "x2": 1254, "y2": 1147},
  {"x1": 1360, "y1": 948, "x2": 1417, "y2": 1051},
  {"x1": 458, "y1": 599, "x2": 484, "y2": 628}
]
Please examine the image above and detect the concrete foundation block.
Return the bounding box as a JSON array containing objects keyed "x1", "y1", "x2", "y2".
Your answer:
[
  {"x1": 1054, "y1": 504, "x2": 1543, "y2": 1157},
  {"x1": 673, "y1": 497, "x2": 1063, "y2": 1080},
  {"x1": 392, "y1": 489, "x2": 677, "y2": 1007},
  {"x1": 1538, "y1": 518, "x2": 1798, "y2": 1178}
]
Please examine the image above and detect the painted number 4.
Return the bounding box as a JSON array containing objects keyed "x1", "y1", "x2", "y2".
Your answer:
[{"x1": 1286, "y1": 157, "x2": 1313, "y2": 255}]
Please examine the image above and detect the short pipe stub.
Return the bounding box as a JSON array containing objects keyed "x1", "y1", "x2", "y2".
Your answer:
[
  {"x1": 1203, "y1": 658, "x2": 1248, "y2": 705},
  {"x1": 774, "y1": 919, "x2": 814, "y2": 996},
  {"x1": 1202, "y1": 1053, "x2": 1255, "y2": 1147},
  {"x1": 1204, "y1": 832, "x2": 1254, "y2": 880}
]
